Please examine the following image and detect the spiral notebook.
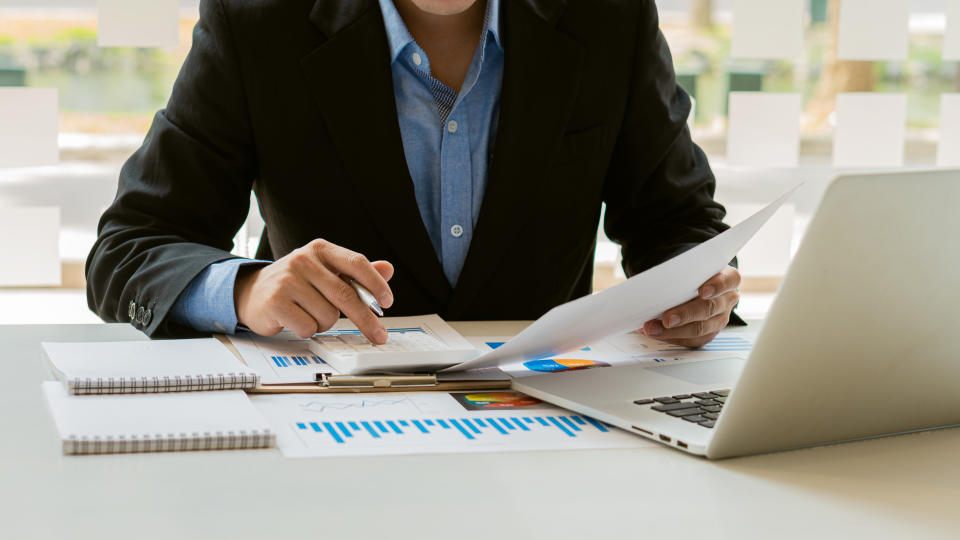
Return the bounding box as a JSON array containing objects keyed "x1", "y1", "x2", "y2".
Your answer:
[
  {"x1": 42, "y1": 338, "x2": 259, "y2": 395},
  {"x1": 42, "y1": 382, "x2": 275, "y2": 454}
]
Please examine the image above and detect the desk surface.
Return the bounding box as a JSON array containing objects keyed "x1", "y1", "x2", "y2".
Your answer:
[{"x1": 2, "y1": 322, "x2": 958, "y2": 540}]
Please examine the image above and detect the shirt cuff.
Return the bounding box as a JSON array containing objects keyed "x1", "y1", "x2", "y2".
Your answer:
[{"x1": 168, "y1": 258, "x2": 271, "y2": 334}]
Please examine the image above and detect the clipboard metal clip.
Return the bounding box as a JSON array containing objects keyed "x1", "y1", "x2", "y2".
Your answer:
[{"x1": 317, "y1": 373, "x2": 438, "y2": 389}]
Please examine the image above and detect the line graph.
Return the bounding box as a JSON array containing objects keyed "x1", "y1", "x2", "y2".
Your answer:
[{"x1": 297, "y1": 396, "x2": 415, "y2": 414}]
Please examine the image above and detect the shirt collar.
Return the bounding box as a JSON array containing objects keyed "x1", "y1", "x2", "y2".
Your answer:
[{"x1": 378, "y1": 0, "x2": 501, "y2": 64}]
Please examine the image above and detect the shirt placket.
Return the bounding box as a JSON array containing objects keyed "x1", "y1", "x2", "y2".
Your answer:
[{"x1": 439, "y1": 105, "x2": 472, "y2": 285}]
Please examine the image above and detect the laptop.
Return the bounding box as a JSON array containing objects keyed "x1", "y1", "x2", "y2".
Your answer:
[{"x1": 512, "y1": 169, "x2": 960, "y2": 458}]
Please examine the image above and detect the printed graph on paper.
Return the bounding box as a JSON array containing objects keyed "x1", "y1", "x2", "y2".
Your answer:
[{"x1": 251, "y1": 391, "x2": 652, "y2": 457}]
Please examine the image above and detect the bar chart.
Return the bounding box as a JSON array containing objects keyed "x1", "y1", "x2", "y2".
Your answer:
[
  {"x1": 294, "y1": 414, "x2": 612, "y2": 444},
  {"x1": 251, "y1": 392, "x2": 653, "y2": 457},
  {"x1": 662, "y1": 335, "x2": 753, "y2": 353},
  {"x1": 270, "y1": 355, "x2": 324, "y2": 368}
]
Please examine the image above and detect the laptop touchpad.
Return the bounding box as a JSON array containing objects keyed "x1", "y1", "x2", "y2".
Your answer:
[{"x1": 644, "y1": 357, "x2": 746, "y2": 385}]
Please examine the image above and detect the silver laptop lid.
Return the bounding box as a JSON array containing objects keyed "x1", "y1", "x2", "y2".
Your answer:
[{"x1": 708, "y1": 170, "x2": 960, "y2": 458}]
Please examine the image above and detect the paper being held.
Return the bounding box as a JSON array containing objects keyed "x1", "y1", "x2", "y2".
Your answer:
[{"x1": 446, "y1": 186, "x2": 798, "y2": 372}]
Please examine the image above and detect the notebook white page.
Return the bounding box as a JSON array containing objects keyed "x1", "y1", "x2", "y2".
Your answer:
[
  {"x1": 42, "y1": 382, "x2": 274, "y2": 453},
  {"x1": 43, "y1": 338, "x2": 258, "y2": 393}
]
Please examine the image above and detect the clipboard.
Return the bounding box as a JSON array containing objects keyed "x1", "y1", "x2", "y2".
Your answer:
[
  {"x1": 248, "y1": 373, "x2": 511, "y2": 393},
  {"x1": 216, "y1": 334, "x2": 511, "y2": 394}
]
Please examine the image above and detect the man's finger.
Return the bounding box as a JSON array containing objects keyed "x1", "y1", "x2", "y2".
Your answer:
[
  {"x1": 287, "y1": 280, "x2": 341, "y2": 333},
  {"x1": 310, "y1": 240, "x2": 394, "y2": 309},
  {"x1": 699, "y1": 265, "x2": 741, "y2": 299},
  {"x1": 306, "y1": 262, "x2": 388, "y2": 344},
  {"x1": 372, "y1": 260, "x2": 395, "y2": 284},
  {"x1": 273, "y1": 301, "x2": 320, "y2": 339},
  {"x1": 649, "y1": 312, "x2": 729, "y2": 340},
  {"x1": 662, "y1": 296, "x2": 719, "y2": 329}
]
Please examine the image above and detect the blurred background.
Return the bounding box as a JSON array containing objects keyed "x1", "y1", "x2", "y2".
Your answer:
[{"x1": 0, "y1": 0, "x2": 956, "y2": 324}]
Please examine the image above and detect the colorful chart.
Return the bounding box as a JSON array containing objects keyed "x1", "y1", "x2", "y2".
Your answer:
[
  {"x1": 453, "y1": 392, "x2": 544, "y2": 410},
  {"x1": 522, "y1": 358, "x2": 610, "y2": 373}
]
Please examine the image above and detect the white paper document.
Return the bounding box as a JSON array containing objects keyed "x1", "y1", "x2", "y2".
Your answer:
[
  {"x1": 0, "y1": 206, "x2": 60, "y2": 286},
  {"x1": 230, "y1": 330, "x2": 338, "y2": 385},
  {"x1": 97, "y1": 0, "x2": 179, "y2": 48},
  {"x1": 469, "y1": 329, "x2": 757, "y2": 379},
  {"x1": 726, "y1": 92, "x2": 801, "y2": 167},
  {"x1": 723, "y1": 203, "x2": 795, "y2": 277},
  {"x1": 730, "y1": 0, "x2": 804, "y2": 60},
  {"x1": 837, "y1": 0, "x2": 908, "y2": 61},
  {"x1": 0, "y1": 88, "x2": 59, "y2": 168},
  {"x1": 231, "y1": 315, "x2": 478, "y2": 381},
  {"x1": 937, "y1": 94, "x2": 960, "y2": 167},
  {"x1": 444, "y1": 187, "x2": 795, "y2": 373},
  {"x1": 833, "y1": 93, "x2": 906, "y2": 168},
  {"x1": 251, "y1": 390, "x2": 651, "y2": 458}
]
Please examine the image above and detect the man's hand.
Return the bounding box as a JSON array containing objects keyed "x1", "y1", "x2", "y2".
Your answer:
[
  {"x1": 234, "y1": 239, "x2": 394, "y2": 343},
  {"x1": 640, "y1": 266, "x2": 741, "y2": 348}
]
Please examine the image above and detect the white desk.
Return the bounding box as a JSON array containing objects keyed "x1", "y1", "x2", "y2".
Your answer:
[{"x1": 1, "y1": 322, "x2": 958, "y2": 539}]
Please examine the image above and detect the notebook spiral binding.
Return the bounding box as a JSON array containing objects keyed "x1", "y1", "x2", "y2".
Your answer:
[
  {"x1": 67, "y1": 373, "x2": 260, "y2": 395},
  {"x1": 63, "y1": 430, "x2": 276, "y2": 454}
]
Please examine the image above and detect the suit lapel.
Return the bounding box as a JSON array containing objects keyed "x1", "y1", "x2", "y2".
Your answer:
[
  {"x1": 447, "y1": 0, "x2": 584, "y2": 317},
  {"x1": 301, "y1": 0, "x2": 451, "y2": 305}
]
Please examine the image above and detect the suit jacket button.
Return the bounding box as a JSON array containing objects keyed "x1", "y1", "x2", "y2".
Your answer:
[
  {"x1": 142, "y1": 309, "x2": 152, "y2": 327},
  {"x1": 136, "y1": 306, "x2": 145, "y2": 325},
  {"x1": 128, "y1": 301, "x2": 137, "y2": 320}
]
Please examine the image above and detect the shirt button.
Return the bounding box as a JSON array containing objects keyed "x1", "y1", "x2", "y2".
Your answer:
[
  {"x1": 450, "y1": 224, "x2": 464, "y2": 238},
  {"x1": 447, "y1": 120, "x2": 458, "y2": 133},
  {"x1": 412, "y1": 52, "x2": 422, "y2": 66}
]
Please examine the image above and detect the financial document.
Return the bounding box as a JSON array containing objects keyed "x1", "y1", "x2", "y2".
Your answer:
[
  {"x1": 251, "y1": 390, "x2": 651, "y2": 458},
  {"x1": 230, "y1": 330, "x2": 337, "y2": 385},
  {"x1": 469, "y1": 329, "x2": 757, "y2": 378},
  {"x1": 444, "y1": 187, "x2": 795, "y2": 372},
  {"x1": 229, "y1": 315, "x2": 481, "y2": 382}
]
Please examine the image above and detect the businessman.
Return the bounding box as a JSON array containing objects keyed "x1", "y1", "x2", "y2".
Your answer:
[{"x1": 86, "y1": 0, "x2": 742, "y2": 348}]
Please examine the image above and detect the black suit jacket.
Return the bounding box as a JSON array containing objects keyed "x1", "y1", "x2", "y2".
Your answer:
[{"x1": 86, "y1": 0, "x2": 733, "y2": 337}]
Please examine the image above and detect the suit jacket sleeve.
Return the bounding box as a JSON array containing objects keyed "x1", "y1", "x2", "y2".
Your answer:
[
  {"x1": 602, "y1": 0, "x2": 729, "y2": 276},
  {"x1": 85, "y1": 0, "x2": 256, "y2": 337}
]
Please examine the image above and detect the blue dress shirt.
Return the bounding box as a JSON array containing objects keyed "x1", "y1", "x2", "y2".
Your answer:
[{"x1": 169, "y1": 0, "x2": 503, "y2": 334}]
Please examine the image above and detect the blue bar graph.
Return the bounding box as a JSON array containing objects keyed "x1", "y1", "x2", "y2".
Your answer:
[
  {"x1": 361, "y1": 421, "x2": 380, "y2": 438},
  {"x1": 449, "y1": 419, "x2": 474, "y2": 440},
  {"x1": 663, "y1": 335, "x2": 752, "y2": 353},
  {"x1": 270, "y1": 354, "x2": 328, "y2": 368},
  {"x1": 512, "y1": 418, "x2": 530, "y2": 431},
  {"x1": 294, "y1": 414, "x2": 613, "y2": 445},
  {"x1": 318, "y1": 328, "x2": 426, "y2": 337}
]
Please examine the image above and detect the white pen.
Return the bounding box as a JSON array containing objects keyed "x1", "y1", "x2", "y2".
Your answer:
[{"x1": 349, "y1": 279, "x2": 384, "y2": 317}]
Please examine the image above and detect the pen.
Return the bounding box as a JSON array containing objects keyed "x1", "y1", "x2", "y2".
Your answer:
[{"x1": 349, "y1": 279, "x2": 384, "y2": 317}]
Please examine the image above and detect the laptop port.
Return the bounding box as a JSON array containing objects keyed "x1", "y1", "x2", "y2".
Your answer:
[
  {"x1": 659, "y1": 434, "x2": 671, "y2": 443},
  {"x1": 677, "y1": 441, "x2": 688, "y2": 449},
  {"x1": 631, "y1": 426, "x2": 653, "y2": 436}
]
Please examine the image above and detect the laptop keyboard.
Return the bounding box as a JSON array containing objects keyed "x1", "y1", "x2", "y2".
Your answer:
[{"x1": 633, "y1": 389, "x2": 730, "y2": 428}]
